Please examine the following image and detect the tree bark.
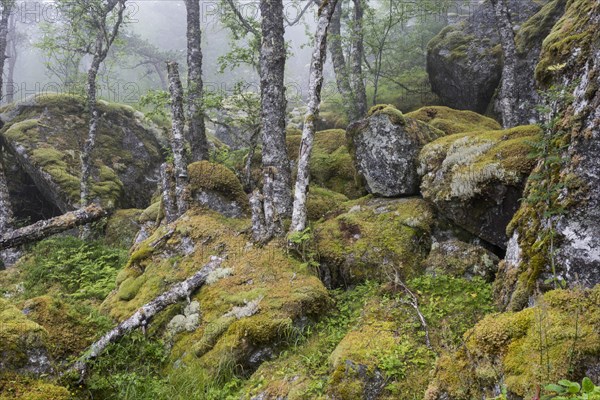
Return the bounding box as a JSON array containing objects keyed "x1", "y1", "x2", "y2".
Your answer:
[
  {"x1": 72, "y1": 256, "x2": 223, "y2": 378},
  {"x1": 185, "y1": 0, "x2": 209, "y2": 162},
  {"x1": 0, "y1": 204, "x2": 107, "y2": 251},
  {"x1": 350, "y1": 0, "x2": 367, "y2": 118},
  {"x1": 259, "y1": 0, "x2": 292, "y2": 220},
  {"x1": 5, "y1": 11, "x2": 16, "y2": 104},
  {"x1": 329, "y1": 0, "x2": 360, "y2": 122},
  {"x1": 491, "y1": 0, "x2": 519, "y2": 128},
  {"x1": 80, "y1": 0, "x2": 127, "y2": 212},
  {"x1": 166, "y1": 61, "x2": 190, "y2": 219},
  {"x1": 290, "y1": 0, "x2": 338, "y2": 233},
  {"x1": 0, "y1": 151, "x2": 20, "y2": 266},
  {"x1": 160, "y1": 162, "x2": 178, "y2": 224},
  {"x1": 0, "y1": 0, "x2": 14, "y2": 103}
]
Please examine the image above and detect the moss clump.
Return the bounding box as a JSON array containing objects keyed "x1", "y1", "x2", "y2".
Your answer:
[
  {"x1": 104, "y1": 208, "x2": 143, "y2": 249},
  {"x1": 0, "y1": 374, "x2": 70, "y2": 400},
  {"x1": 188, "y1": 160, "x2": 249, "y2": 212},
  {"x1": 419, "y1": 125, "x2": 542, "y2": 202},
  {"x1": 0, "y1": 299, "x2": 48, "y2": 372},
  {"x1": 515, "y1": 0, "x2": 567, "y2": 55},
  {"x1": 315, "y1": 197, "x2": 434, "y2": 286},
  {"x1": 306, "y1": 186, "x2": 348, "y2": 221},
  {"x1": 535, "y1": 0, "x2": 597, "y2": 86},
  {"x1": 427, "y1": 25, "x2": 475, "y2": 61},
  {"x1": 367, "y1": 104, "x2": 405, "y2": 125},
  {"x1": 406, "y1": 106, "x2": 501, "y2": 135},
  {"x1": 428, "y1": 286, "x2": 600, "y2": 399},
  {"x1": 139, "y1": 201, "x2": 162, "y2": 224}
]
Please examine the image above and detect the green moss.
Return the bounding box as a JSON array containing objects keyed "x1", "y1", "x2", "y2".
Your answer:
[
  {"x1": 117, "y1": 275, "x2": 147, "y2": 301},
  {"x1": 0, "y1": 374, "x2": 70, "y2": 400},
  {"x1": 515, "y1": 0, "x2": 567, "y2": 54},
  {"x1": 0, "y1": 299, "x2": 48, "y2": 371},
  {"x1": 306, "y1": 186, "x2": 348, "y2": 221},
  {"x1": 535, "y1": 0, "x2": 597, "y2": 85},
  {"x1": 427, "y1": 25, "x2": 475, "y2": 60},
  {"x1": 429, "y1": 286, "x2": 600, "y2": 399},
  {"x1": 406, "y1": 106, "x2": 501, "y2": 135},
  {"x1": 315, "y1": 197, "x2": 434, "y2": 286},
  {"x1": 104, "y1": 208, "x2": 142, "y2": 249},
  {"x1": 367, "y1": 104, "x2": 406, "y2": 125},
  {"x1": 188, "y1": 160, "x2": 249, "y2": 211}
]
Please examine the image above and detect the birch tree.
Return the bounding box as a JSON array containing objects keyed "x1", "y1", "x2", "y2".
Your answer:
[
  {"x1": 185, "y1": 0, "x2": 209, "y2": 161},
  {"x1": 290, "y1": 0, "x2": 339, "y2": 233},
  {"x1": 257, "y1": 0, "x2": 292, "y2": 237},
  {"x1": 491, "y1": 0, "x2": 518, "y2": 127},
  {"x1": 78, "y1": 0, "x2": 127, "y2": 211}
]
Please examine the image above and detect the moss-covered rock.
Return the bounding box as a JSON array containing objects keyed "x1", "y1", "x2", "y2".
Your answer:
[
  {"x1": 287, "y1": 129, "x2": 365, "y2": 199},
  {"x1": 0, "y1": 374, "x2": 70, "y2": 400},
  {"x1": 315, "y1": 197, "x2": 434, "y2": 288},
  {"x1": 306, "y1": 185, "x2": 348, "y2": 222},
  {"x1": 419, "y1": 125, "x2": 541, "y2": 248},
  {"x1": 188, "y1": 161, "x2": 249, "y2": 218},
  {"x1": 347, "y1": 105, "x2": 444, "y2": 197},
  {"x1": 0, "y1": 94, "x2": 165, "y2": 212},
  {"x1": 102, "y1": 207, "x2": 329, "y2": 379},
  {"x1": 427, "y1": 286, "x2": 600, "y2": 399},
  {"x1": 406, "y1": 106, "x2": 501, "y2": 135},
  {"x1": 424, "y1": 239, "x2": 499, "y2": 282},
  {"x1": 0, "y1": 299, "x2": 50, "y2": 375},
  {"x1": 104, "y1": 208, "x2": 143, "y2": 249}
]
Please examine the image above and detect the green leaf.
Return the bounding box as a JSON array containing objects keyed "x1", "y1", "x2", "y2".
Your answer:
[
  {"x1": 582, "y1": 377, "x2": 595, "y2": 393},
  {"x1": 546, "y1": 384, "x2": 566, "y2": 393}
]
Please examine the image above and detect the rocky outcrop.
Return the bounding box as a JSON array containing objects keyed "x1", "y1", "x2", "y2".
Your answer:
[
  {"x1": 497, "y1": 0, "x2": 600, "y2": 310},
  {"x1": 0, "y1": 94, "x2": 165, "y2": 212},
  {"x1": 347, "y1": 105, "x2": 444, "y2": 197},
  {"x1": 188, "y1": 161, "x2": 250, "y2": 218},
  {"x1": 419, "y1": 125, "x2": 541, "y2": 248},
  {"x1": 427, "y1": 0, "x2": 557, "y2": 120},
  {"x1": 424, "y1": 239, "x2": 499, "y2": 282},
  {"x1": 315, "y1": 197, "x2": 434, "y2": 288}
]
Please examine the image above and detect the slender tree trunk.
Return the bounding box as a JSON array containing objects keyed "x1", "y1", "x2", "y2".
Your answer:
[
  {"x1": 350, "y1": 0, "x2": 367, "y2": 118},
  {"x1": 491, "y1": 0, "x2": 519, "y2": 128},
  {"x1": 329, "y1": 0, "x2": 360, "y2": 122},
  {"x1": 160, "y1": 162, "x2": 178, "y2": 224},
  {"x1": 0, "y1": 204, "x2": 107, "y2": 251},
  {"x1": 249, "y1": 190, "x2": 267, "y2": 242},
  {"x1": 290, "y1": 0, "x2": 338, "y2": 233},
  {"x1": 153, "y1": 63, "x2": 168, "y2": 90},
  {"x1": 71, "y1": 256, "x2": 223, "y2": 378},
  {"x1": 259, "y1": 0, "x2": 292, "y2": 219},
  {"x1": 185, "y1": 0, "x2": 209, "y2": 161},
  {"x1": 0, "y1": 0, "x2": 13, "y2": 103},
  {"x1": 0, "y1": 151, "x2": 20, "y2": 266},
  {"x1": 166, "y1": 62, "x2": 190, "y2": 218},
  {"x1": 5, "y1": 12, "x2": 16, "y2": 104}
]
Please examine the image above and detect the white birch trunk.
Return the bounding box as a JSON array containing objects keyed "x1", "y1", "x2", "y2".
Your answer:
[{"x1": 290, "y1": 0, "x2": 339, "y2": 233}]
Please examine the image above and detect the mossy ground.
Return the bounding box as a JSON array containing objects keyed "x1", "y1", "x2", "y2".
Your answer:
[
  {"x1": 315, "y1": 197, "x2": 434, "y2": 287},
  {"x1": 428, "y1": 286, "x2": 600, "y2": 400}
]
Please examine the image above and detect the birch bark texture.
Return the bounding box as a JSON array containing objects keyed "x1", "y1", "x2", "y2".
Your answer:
[
  {"x1": 491, "y1": 0, "x2": 519, "y2": 128},
  {"x1": 80, "y1": 0, "x2": 127, "y2": 209},
  {"x1": 185, "y1": 0, "x2": 209, "y2": 161},
  {"x1": 259, "y1": 0, "x2": 292, "y2": 219},
  {"x1": 167, "y1": 61, "x2": 190, "y2": 219},
  {"x1": 290, "y1": 0, "x2": 339, "y2": 233}
]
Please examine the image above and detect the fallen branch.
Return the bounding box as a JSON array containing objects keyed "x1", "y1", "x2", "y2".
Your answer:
[
  {"x1": 0, "y1": 204, "x2": 108, "y2": 251},
  {"x1": 71, "y1": 255, "x2": 223, "y2": 377},
  {"x1": 396, "y1": 277, "x2": 432, "y2": 350}
]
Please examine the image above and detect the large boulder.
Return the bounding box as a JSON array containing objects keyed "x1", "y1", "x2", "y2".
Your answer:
[
  {"x1": 102, "y1": 207, "x2": 329, "y2": 378},
  {"x1": 427, "y1": 0, "x2": 553, "y2": 118},
  {"x1": 0, "y1": 94, "x2": 165, "y2": 213},
  {"x1": 315, "y1": 197, "x2": 434, "y2": 288},
  {"x1": 419, "y1": 125, "x2": 541, "y2": 248},
  {"x1": 496, "y1": 0, "x2": 600, "y2": 311},
  {"x1": 347, "y1": 105, "x2": 444, "y2": 197}
]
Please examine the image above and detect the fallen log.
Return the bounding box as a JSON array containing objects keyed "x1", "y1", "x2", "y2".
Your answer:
[
  {"x1": 72, "y1": 255, "x2": 223, "y2": 377},
  {"x1": 0, "y1": 204, "x2": 108, "y2": 251}
]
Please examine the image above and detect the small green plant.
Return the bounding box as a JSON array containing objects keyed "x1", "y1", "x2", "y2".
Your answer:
[
  {"x1": 287, "y1": 227, "x2": 320, "y2": 271},
  {"x1": 544, "y1": 378, "x2": 600, "y2": 399},
  {"x1": 21, "y1": 236, "x2": 127, "y2": 301}
]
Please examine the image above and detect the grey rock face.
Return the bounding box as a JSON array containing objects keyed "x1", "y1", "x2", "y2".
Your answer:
[
  {"x1": 347, "y1": 107, "x2": 443, "y2": 197},
  {"x1": 194, "y1": 190, "x2": 247, "y2": 219},
  {"x1": 427, "y1": 0, "x2": 546, "y2": 116}
]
